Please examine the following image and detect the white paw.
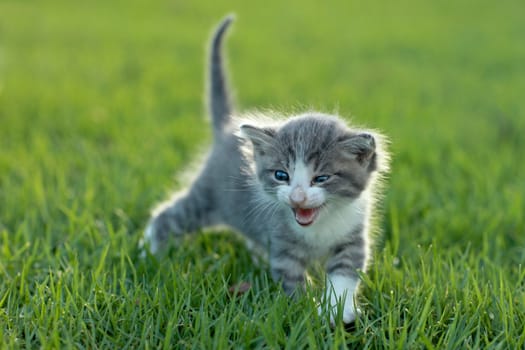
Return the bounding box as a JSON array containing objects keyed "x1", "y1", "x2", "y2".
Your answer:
[
  {"x1": 318, "y1": 299, "x2": 360, "y2": 325},
  {"x1": 139, "y1": 221, "x2": 159, "y2": 257},
  {"x1": 321, "y1": 275, "x2": 360, "y2": 325},
  {"x1": 342, "y1": 301, "x2": 360, "y2": 324}
]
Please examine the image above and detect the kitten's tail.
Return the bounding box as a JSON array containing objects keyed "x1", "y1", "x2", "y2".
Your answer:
[{"x1": 208, "y1": 15, "x2": 234, "y2": 136}]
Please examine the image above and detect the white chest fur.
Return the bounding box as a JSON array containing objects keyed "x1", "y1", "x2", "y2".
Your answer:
[{"x1": 292, "y1": 194, "x2": 369, "y2": 256}]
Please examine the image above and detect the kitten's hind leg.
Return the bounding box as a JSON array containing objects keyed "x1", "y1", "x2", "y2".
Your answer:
[{"x1": 142, "y1": 187, "x2": 216, "y2": 255}]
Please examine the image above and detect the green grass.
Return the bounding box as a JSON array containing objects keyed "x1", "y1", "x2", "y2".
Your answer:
[{"x1": 1, "y1": 0, "x2": 524, "y2": 348}]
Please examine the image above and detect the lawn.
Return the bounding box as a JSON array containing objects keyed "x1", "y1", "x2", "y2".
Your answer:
[{"x1": 0, "y1": 0, "x2": 524, "y2": 348}]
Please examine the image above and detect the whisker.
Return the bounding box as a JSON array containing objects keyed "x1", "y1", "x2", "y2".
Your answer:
[{"x1": 242, "y1": 196, "x2": 276, "y2": 225}]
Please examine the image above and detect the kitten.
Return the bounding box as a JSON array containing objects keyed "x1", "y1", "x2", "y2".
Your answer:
[{"x1": 142, "y1": 15, "x2": 389, "y2": 324}]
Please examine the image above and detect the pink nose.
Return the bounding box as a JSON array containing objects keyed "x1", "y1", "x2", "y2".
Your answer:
[{"x1": 290, "y1": 187, "x2": 306, "y2": 206}]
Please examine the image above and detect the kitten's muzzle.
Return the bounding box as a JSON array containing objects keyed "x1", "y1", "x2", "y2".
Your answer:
[
  {"x1": 289, "y1": 187, "x2": 321, "y2": 226},
  {"x1": 293, "y1": 207, "x2": 320, "y2": 226},
  {"x1": 290, "y1": 187, "x2": 307, "y2": 207}
]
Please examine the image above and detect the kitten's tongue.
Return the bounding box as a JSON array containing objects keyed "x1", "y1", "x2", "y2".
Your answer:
[{"x1": 294, "y1": 208, "x2": 319, "y2": 226}]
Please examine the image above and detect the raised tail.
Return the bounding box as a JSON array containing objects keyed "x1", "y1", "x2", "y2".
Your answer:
[{"x1": 208, "y1": 15, "x2": 234, "y2": 136}]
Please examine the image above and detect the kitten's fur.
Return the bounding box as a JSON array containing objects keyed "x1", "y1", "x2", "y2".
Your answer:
[{"x1": 143, "y1": 16, "x2": 389, "y2": 324}]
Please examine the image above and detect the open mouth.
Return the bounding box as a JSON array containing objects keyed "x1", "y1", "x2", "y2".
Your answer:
[{"x1": 293, "y1": 207, "x2": 320, "y2": 226}]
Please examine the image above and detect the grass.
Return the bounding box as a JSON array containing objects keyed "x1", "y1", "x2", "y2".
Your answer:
[{"x1": 1, "y1": 0, "x2": 524, "y2": 348}]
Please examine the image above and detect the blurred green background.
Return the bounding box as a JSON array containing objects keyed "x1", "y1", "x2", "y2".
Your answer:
[
  {"x1": 0, "y1": 0, "x2": 524, "y2": 347},
  {"x1": 1, "y1": 0, "x2": 523, "y2": 256}
]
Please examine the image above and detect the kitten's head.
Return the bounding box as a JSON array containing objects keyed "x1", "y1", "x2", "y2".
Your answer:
[{"x1": 241, "y1": 113, "x2": 385, "y2": 227}]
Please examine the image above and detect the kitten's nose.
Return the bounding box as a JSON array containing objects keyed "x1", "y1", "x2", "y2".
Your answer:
[{"x1": 290, "y1": 187, "x2": 306, "y2": 206}]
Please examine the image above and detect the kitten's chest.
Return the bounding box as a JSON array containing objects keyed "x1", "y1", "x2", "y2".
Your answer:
[{"x1": 296, "y1": 198, "x2": 368, "y2": 256}]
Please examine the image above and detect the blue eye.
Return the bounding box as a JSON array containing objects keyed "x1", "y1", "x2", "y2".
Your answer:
[
  {"x1": 313, "y1": 175, "x2": 330, "y2": 184},
  {"x1": 274, "y1": 170, "x2": 289, "y2": 182}
]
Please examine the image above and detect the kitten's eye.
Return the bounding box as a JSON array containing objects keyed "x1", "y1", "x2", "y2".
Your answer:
[
  {"x1": 274, "y1": 170, "x2": 289, "y2": 182},
  {"x1": 312, "y1": 175, "x2": 330, "y2": 184}
]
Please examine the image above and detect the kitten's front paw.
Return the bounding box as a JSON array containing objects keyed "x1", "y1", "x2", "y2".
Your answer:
[
  {"x1": 318, "y1": 299, "x2": 361, "y2": 326},
  {"x1": 342, "y1": 304, "x2": 361, "y2": 324}
]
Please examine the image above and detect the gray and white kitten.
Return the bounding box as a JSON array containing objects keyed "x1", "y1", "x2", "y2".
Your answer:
[{"x1": 142, "y1": 16, "x2": 389, "y2": 324}]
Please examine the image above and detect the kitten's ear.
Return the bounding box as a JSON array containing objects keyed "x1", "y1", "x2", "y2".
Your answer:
[
  {"x1": 339, "y1": 133, "x2": 376, "y2": 167},
  {"x1": 240, "y1": 124, "x2": 276, "y2": 149}
]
